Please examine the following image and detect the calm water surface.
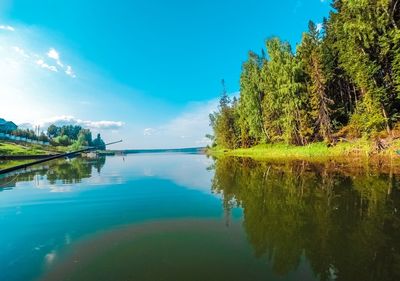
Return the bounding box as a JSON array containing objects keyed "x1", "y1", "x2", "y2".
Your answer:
[{"x1": 0, "y1": 153, "x2": 400, "y2": 281}]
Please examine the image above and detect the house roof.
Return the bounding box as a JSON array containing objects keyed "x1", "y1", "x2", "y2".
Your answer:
[
  {"x1": 0, "y1": 120, "x2": 17, "y2": 129},
  {"x1": 6, "y1": 121, "x2": 17, "y2": 127}
]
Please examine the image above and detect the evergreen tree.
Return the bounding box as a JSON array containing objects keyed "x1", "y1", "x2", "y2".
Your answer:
[
  {"x1": 262, "y1": 38, "x2": 308, "y2": 145},
  {"x1": 238, "y1": 51, "x2": 266, "y2": 145},
  {"x1": 209, "y1": 80, "x2": 240, "y2": 149},
  {"x1": 298, "y1": 21, "x2": 333, "y2": 142},
  {"x1": 210, "y1": 0, "x2": 400, "y2": 149}
]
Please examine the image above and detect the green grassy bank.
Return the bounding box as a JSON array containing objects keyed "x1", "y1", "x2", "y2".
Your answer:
[
  {"x1": 206, "y1": 139, "x2": 400, "y2": 162},
  {"x1": 0, "y1": 141, "x2": 66, "y2": 156}
]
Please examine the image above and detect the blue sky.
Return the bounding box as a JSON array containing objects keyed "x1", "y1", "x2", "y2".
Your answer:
[{"x1": 0, "y1": 0, "x2": 331, "y2": 149}]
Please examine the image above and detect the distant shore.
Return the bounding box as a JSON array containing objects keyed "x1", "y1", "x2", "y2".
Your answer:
[{"x1": 99, "y1": 147, "x2": 206, "y2": 156}]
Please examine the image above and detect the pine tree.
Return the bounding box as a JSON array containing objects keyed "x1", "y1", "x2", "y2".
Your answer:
[{"x1": 298, "y1": 21, "x2": 333, "y2": 142}]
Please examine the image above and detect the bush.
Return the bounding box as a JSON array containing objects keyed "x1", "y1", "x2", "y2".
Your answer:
[{"x1": 53, "y1": 135, "x2": 71, "y2": 146}]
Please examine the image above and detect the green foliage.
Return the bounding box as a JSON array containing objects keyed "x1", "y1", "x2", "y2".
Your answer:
[
  {"x1": 11, "y1": 129, "x2": 48, "y2": 141},
  {"x1": 261, "y1": 38, "x2": 309, "y2": 145},
  {"x1": 69, "y1": 133, "x2": 87, "y2": 151},
  {"x1": 53, "y1": 135, "x2": 71, "y2": 146},
  {"x1": 298, "y1": 21, "x2": 333, "y2": 142},
  {"x1": 47, "y1": 124, "x2": 96, "y2": 147},
  {"x1": 47, "y1": 124, "x2": 59, "y2": 138},
  {"x1": 210, "y1": 0, "x2": 400, "y2": 149},
  {"x1": 238, "y1": 52, "x2": 266, "y2": 144},
  {"x1": 92, "y1": 133, "x2": 106, "y2": 150},
  {"x1": 78, "y1": 129, "x2": 93, "y2": 146},
  {"x1": 349, "y1": 95, "x2": 386, "y2": 136},
  {"x1": 209, "y1": 80, "x2": 240, "y2": 149},
  {"x1": 47, "y1": 124, "x2": 82, "y2": 141}
]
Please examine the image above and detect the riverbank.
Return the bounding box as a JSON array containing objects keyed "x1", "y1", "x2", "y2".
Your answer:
[
  {"x1": 0, "y1": 141, "x2": 68, "y2": 170},
  {"x1": 206, "y1": 139, "x2": 400, "y2": 162},
  {"x1": 0, "y1": 141, "x2": 66, "y2": 156}
]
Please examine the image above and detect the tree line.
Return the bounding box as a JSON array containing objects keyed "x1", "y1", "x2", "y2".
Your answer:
[
  {"x1": 47, "y1": 124, "x2": 105, "y2": 149},
  {"x1": 10, "y1": 129, "x2": 50, "y2": 142},
  {"x1": 210, "y1": 0, "x2": 400, "y2": 149},
  {"x1": 9, "y1": 124, "x2": 106, "y2": 150}
]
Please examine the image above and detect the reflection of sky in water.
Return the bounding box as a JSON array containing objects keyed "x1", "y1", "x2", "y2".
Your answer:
[
  {"x1": 4, "y1": 153, "x2": 214, "y2": 194},
  {"x1": 105, "y1": 153, "x2": 215, "y2": 192},
  {"x1": 0, "y1": 154, "x2": 226, "y2": 281}
]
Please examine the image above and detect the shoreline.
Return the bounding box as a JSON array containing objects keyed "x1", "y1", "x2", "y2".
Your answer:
[{"x1": 206, "y1": 140, "x2": 400, "y2": 163}]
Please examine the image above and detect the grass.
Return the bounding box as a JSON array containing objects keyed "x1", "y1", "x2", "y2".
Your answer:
[
  {"x1": 0, "y1": 141, "x2": 65, "y2": 156},
  {"x1": 207, "y1": 139, "x2": 400, "y2": 161}
]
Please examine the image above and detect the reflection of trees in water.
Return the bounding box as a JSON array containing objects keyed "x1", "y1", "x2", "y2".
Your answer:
[
  {"x1": 211, "y1": 157, "x2": 400, "y2": 281},
  {"x1": 0, "y1": 156, "x2": 106, "y2": 188},
  {"x1": 46, "y1": 156, "x2": 106, "y2": 184}
]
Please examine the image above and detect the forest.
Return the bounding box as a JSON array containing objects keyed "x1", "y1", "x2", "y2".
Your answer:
[{"x1": 209, "y1": 0, "x2": 400, "y2": 149}]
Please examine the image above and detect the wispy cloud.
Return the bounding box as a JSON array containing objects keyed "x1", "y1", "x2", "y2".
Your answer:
[
  {"x1": 141, "y1": 99, "x2": 218, "y2": 147},
  {"x1": 85, "y1": 120, "x2": 124, "y2": 130},
  {"x1": 12, "y1": 46, "x2": 29, "y2": 58},
  {"x1": 45, "y1": 47, "x2": 78, "y2": 77},
  {"x1": 22, "y1": 115, "x2": 124, "y2": 131},
  {"x1": 36, "y1": 59, "x2": 58, "y2": 72},
  {"x1": 47, "y1": 48, "x2": 64, "y2": 66},
  {"x1": 65, "y1": 65, "x2": 76, "y2": 78},
  {"x1": 143, "y1": 128, "x2": 156, "y2": 136},
  {"x1": 5, "y1": 28, "x2": 76, "y2": 78},
  {"x1": 0, "y1": 25, "x2": 15, "y2": 31}
]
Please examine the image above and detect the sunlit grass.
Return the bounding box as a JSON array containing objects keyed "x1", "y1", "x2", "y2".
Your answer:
[
  {"x1": 0, "y1": 141, "x2": 64, "y2": 156},
  {"x1": 207, "y1": 139, "x2": 400, "y2": 161}
]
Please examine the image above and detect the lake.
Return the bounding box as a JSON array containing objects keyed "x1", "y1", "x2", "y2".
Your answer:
[{"x1": 0, "y1": 153, "x2": 399, "y2": 281}]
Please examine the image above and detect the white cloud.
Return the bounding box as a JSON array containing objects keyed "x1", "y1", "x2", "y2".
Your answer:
[
  {"x1": 40, "y1": 115, "x2": 123, "y2": 130},
  {"x1": 36, "y1": 59, "x2": 58, "y2": 72},
  {"x1": 47, "y1": 48, "x2": 60, "y2": 60},
  {"x1": 47, "y1": 48, "x2": 64, "y2": 67},
  {"x1": 65, "y1": 65, "x2": 76, "y2": 78},
  {"x1": 122, "y1": 154, "x2": 215, "y2": 193},
  {"x1": 6, "y1": 35, "x2": 75, "y2": 77},
  {"x1": 84, "y1": 120, "x2": 124, "y2": 129},
  {"x1": 12, "y1": 46, "x2": 29, "y2": 58},
  {"x1": 143, "y1": 128, "x2": 156, "y2": 136},
  {"x1": 0, "y1": 22, "x2": 219, "y2": 149},
  {"x1": 0, "y1": 25, "x2": 15, "y2": 31},
  {"x1": 36, "y1": 48, "x2": 76, "y2": 77}
]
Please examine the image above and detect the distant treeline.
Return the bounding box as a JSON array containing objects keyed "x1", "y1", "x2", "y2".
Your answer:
[
  {"x1": 209, "y1": 0, "x2": 400, "y2": 149},
  {"x1": 10, "y1": 124, "x2": 106, "y2": 149},
  {"x1": 47, "y1": 124, "x2": 105, "y2": 149}
]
